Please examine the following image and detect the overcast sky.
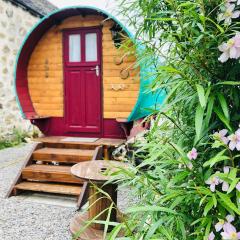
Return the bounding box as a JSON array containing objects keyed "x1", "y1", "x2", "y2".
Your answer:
[
  {"x1": 48, "y1": 0, "x2": 117, "y2": 10},
  {"x1": 47, "y1": 0, "x2": 130, "y2": 29}
]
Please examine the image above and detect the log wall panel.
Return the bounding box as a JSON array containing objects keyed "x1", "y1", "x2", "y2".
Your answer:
[{"x1": 28, "y1": 15, "x2": 140, "y2": 118}]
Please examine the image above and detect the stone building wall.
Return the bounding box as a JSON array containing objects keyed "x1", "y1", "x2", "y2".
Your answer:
[{"x1": 0, "y1": 0, "x2": 39, "y2": 138}]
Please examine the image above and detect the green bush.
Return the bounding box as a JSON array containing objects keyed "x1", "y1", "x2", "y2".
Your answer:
[
  {"x1": 104, "y1": 0, "x2": 240, "y2": 239},
  {"x1": 0, "y1": 128, "x2": 32, "y2": 150}
]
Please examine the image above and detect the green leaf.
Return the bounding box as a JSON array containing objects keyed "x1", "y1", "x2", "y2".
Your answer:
[
  {"x1": 197, "y1": 23, "x2": 204, "y2": 32},
  {"x1": 159, "y1": 226, "x2": 172, "y2": 240},
  {"x1": 203, "y1": 149, "x2": 229, "y2": 167},
  {"x1": 104, "y1": 203, "x2": 114, "y2": 239},
  {"x1": 205, "y1": 96, "x2": 215, "y2": 126},
  {"x1": 217, "y1": 93, "x2": 229, "y2": 119},
  {"x1": 195, "y1": 104, "x2": 204, "y2": 142},
  {"x1": 217, "y1": 191, "x2": 240, "y2": 215},
  {"x1": 158, "y1": 66, "x2": 183, "y2": 74},
  {"x1": 229, "y1": 168, "x2": 237, "y2": 180},
  {"x1": 200, "y1": 195, "x2": 207, "y2": 207},
  {"x1": 205, "y1": 87, "x2": 211, "y2": 104},
  {"x1": 204, "y1": 17, "x2": 224, "y2": 33},
  {"x1": 126, "y1": 206, "x2": 179, "y2": 215},
  {"x1": 196, "y1": 84, "x2": 206, "y2": 108},
  {"x1": 170, "y1": 196, "x2": 185, "y2": 209},
  {"x1": 178, "y1": 2, "x2": 196, "y2": 8},
  {"x1": 227, "y1": 178, "x2": 239, "y2": 194},
  {"x1": 171, "y1": 171, "x2": 189, "y2": 184},
  {"x1": 204, "y1": 198, "x2": 214, "y2": 216},
  {"x1": 204, "y1": 218, "x2": 212, "y2": 239},
  {"x1": 194, "y1": 34, "x2": 204, "y2": 45},
  {"x1": 107, "y1": 224, "x2": 123, "y2": 240},
  {"x1": 214, "y1": 107, "x2": 232, "y2": 131},
  {"x1": 216, "y1": 81, "x2": 240, "y2": 85},
  {"x1": 212, "y1": 195, "x2": 217, "y2": 207},
  {"x1": 147, "y1": 17, "x2": 176, "y2": 22},
  {"x1": 145, "y1": 219, "x2": 163, "y2": 239},
  {"x1": 237, "y1": 191, "x2": 240, "y2": 209},
  {"x1": 169, "y1": 142, "x2": 186, "y2": 158},
  {"x1": 218, "y1": 199, "x2": 235, "y2": 216},
  {"x1": 177, "y1": 218, "x2": 186, "y2": 240},
  {"x1": 191, "y1": 217, "x2": 204, "y2": 226}
]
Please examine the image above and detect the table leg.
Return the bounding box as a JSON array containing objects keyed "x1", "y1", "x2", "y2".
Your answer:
[
  {"x1": 103, "y1": 146, "x2": 110, "y2": 160},
  {"x1": 89, "y1": 183, "x2": 117, "y2": 230}
]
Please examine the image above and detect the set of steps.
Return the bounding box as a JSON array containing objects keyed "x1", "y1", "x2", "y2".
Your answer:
[{"x1": 7, "y1": 140, "x2": 102, "y2": 206}]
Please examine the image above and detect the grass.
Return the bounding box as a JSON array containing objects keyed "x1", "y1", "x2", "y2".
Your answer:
[{"x1": 0, "y1": 128, "x2": 35, "y2": 150}]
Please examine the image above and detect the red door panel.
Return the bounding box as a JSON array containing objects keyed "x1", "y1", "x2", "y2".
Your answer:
[
  {"x1": 63, "y1": 28, "x2": 102, "y2": 134},
  {"x1": 84, "y1": 69, "x2": 101, "y2": 130},
  {"x1": 65, "y1": 68, "x2": 101, "y2": 132}
]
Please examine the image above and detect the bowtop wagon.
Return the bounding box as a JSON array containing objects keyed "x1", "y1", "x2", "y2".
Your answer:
[
  {"x1": 15, "y1": 6, "x2": 164, "y2": 139},
  {"x1": 9, "y1": 6, "x2": 164, "y2": 208}
]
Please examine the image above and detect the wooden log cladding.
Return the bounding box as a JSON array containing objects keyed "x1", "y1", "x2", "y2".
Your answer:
[{"x1": 28, "y1": 15, "x2": 140, "y2": 118}]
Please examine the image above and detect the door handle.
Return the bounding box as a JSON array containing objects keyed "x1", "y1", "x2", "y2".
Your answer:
[{"x1": 90, "y1": 65, "x2": 100, "y2": 77}]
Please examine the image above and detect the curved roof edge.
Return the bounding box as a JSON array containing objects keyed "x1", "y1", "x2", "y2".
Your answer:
[{"x1": 14, "y1": 5, "x2": 165, "y2": 121}]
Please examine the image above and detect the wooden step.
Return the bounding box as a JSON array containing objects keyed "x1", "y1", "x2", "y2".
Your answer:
[
  {"x1": 35, "y1": 136, "x2": 126, "y2": 149},
  {"x1": 14, "y1": 182, "x2": 81, "y2": 196},
  {"x1": 33, "y1": 148, "x2": 94, "y2": 163},
  {"x1": 22, "y1": 164, "x2": 84, "y2": 184},
  {"x1": 43, "y1": 142, "x2": 97, "y2": 150},
  {"x1": 35, "y1": 136, "x2": 99, "y2": 149}
]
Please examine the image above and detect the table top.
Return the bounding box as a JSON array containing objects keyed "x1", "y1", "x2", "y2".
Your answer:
[{"x1": 71, "y1": 160, "x2": 128, "y2": 182}]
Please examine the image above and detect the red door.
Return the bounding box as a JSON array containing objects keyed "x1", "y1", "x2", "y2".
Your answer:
[{"x1": 63, "y1": 28, "x2": 102, "y2": 133}]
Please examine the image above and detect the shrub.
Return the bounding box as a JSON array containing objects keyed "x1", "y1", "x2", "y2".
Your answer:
[
  {"x1": 106, "y1": 0, "x2": 240, "y2": 239},
  {"x1": 0, "y1": 128, "x2": 34, "y2": 150}
]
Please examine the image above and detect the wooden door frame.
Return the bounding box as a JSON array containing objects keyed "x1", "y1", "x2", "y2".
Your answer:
[{"x1": 62, "y1": 26, "x2": 103, "y2": 136}]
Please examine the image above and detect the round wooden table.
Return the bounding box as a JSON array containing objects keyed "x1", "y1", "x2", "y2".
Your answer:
[{"x1": 70, "y1": 160, "x2": 127, "y2": 240}]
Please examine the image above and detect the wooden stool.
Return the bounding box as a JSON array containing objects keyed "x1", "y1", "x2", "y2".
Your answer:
[{"x1": 70, "y1": 161, "x2": 127, "y2": 240}]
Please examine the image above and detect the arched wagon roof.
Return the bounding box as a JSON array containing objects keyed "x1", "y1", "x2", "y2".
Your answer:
[{"x1": 14, "y1": 6, "x2": 166, "y2": 122}]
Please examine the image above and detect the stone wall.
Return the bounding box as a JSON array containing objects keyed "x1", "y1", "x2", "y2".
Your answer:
[{"x1": 0, "y1": 0, "x2": 39, "y2": 138}]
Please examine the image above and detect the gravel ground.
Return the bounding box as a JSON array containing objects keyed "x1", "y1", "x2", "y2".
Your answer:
[
  {"x1": 0, "y1": 143, "x2": 76, "y2": 240},
  {"x1": 0, "y1": 143, "x2": 133, "y2": 240}
]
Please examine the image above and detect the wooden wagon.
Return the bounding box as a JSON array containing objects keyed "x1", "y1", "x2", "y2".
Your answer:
[{"x1": 9, "y1": 6, "x2": 165, "y2": 204}]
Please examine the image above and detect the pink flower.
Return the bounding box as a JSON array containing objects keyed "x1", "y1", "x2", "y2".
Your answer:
[
  {"x1": 223, "y1": 166, "x2": 230, "y2": 174},
  {"x1": 206, "y1": 175, "x2": 220, "y2": 192},
  {"x1": 221, "y1": 223, "x2": 240, "y2": 240},
  {"x1": 215, "y1": 215, "x2": 234, "y2": 232},
  {"x1": 216, "y1": 219, "x2": 225, "y2": 232},
  {"x1": 218, "y1": 4, "x2": 240, "y2": 25},
  {"x1": 187, "y1": 148, "x2": 198, "y2": 160},
  {"x1": 221, "y1": 166, "x2": 230, "y2": 192},
  {"x1": 208, "y1": 231, "x2": 215, "y2": 240},
  {"x1": 227, "y1": 0, "x2": 240, "y2": 5},
  {"x1": 214, "y1": 129, "x2": 229, "y2": 144},
  {"x1": 187, "y1": 162, "x2": 193, "y2": 170},
  {"x1": 236, "y1": 182, "x2": 240, "y2": 191},
  {"x1": 222, "y1": 181, "x2": 230, "y2": 191},
  {"x1": 218, "y1": 34, "x2": 240, "y2": 62},
  {"x1": 226, "y1": 215, "x2": 235, "y2": 223},
  {"x1": 228, "y1": 129, "x2": 240, "y2": 150}
]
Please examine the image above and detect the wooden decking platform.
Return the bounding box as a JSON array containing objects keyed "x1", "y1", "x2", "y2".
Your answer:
[
  {"x1": 35, "y1": 136, "x2": 125, "y2": 148},
  {"x1": 7, "y1": 136, "x2": 125, "y2": 207}
]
